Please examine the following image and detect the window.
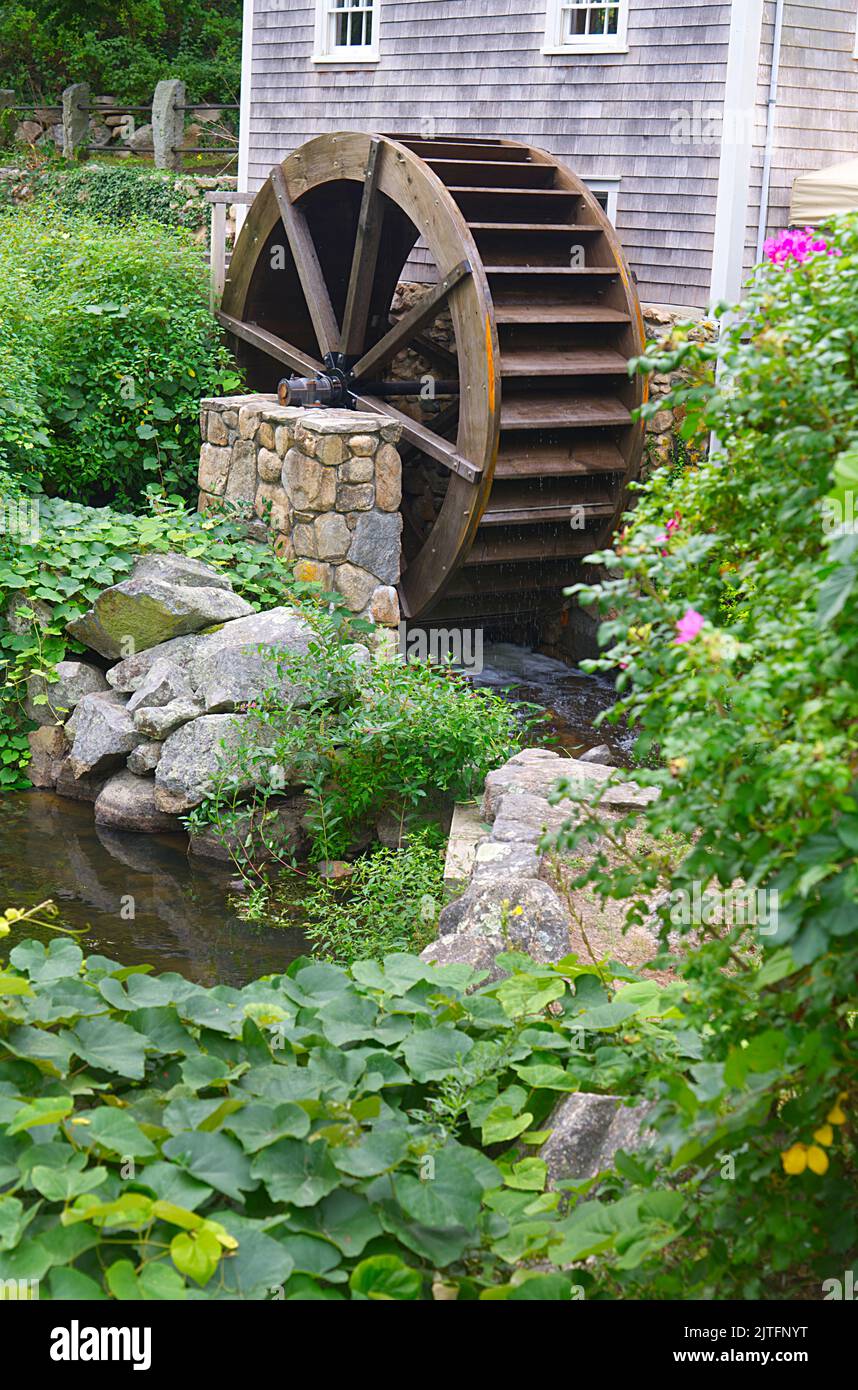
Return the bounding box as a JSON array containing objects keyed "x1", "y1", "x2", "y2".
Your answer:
[
  {"x1": 544, "y1": 1, "x2": 629, "y2": 55},
  {"x1": 314, "y1": 0, "x2": 379, "y2": 63},
  {"x1": 583, "y1": 176, "x2": 621, "y2": 223}
]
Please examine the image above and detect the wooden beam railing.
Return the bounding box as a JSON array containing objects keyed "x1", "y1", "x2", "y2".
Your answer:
[{"x1": 204, "y1": 190, "x2": 254, "y2": 309}]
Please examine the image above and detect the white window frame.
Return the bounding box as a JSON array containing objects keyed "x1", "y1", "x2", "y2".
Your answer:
[
  {"x1": 583, "y1": 175, "x2": 621, "y2": 223},
  {"x1": 543, "y1": 0, "x2": 629, "y2": 56},
  {"x1": 313, "y1": 0, "x2": 380, "y2": 64}
]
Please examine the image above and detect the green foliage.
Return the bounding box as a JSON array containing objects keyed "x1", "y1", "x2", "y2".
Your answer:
[
  {"x1": 199, "y1": 639, "x2": 528, "y2": 862},
  {"x1": 0, "y1": 204, "x2": 237, "y2": 506},
  {"x1": 300, "y1": 831, "x2": 448, "y2": 967},
  {"x1": 0, "y1": 251, "x2": 50, "y2": 487},
  {"x1": 45, "y1": 165, "x2": 209, "y2": 232},
  {"x1": 549, "y1": 217, "x2": 858, "y2": 1296},
  {"x1": 0, "y1": 2, "x2": 241, "y2": 105},
  {"x1": 0, "y1": 495, "x2": 338, "y2": 789},
  {"x1": 0, "y1": 903, "x2": 687, "y2": 1300}
]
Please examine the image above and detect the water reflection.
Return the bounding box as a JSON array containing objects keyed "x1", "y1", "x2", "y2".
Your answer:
[
  {"x1": 0, "y1": 646, "x2": 626, "y2": 984},
  {"x1": 473, "y1": 642, "x2": 631, "y2": 759},
  {"x1": 0, "y1": 791, "x2": 309, "y2": 987}
]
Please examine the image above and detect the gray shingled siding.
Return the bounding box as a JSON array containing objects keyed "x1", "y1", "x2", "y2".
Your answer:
[
  {"x1": 745, "y1": 1, "x2": 858, "y2": 277},
  {"x1": 247, "y1": 0, "x2": 732, "y2": 309}
]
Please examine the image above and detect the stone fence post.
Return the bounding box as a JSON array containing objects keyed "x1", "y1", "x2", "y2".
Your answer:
[
  {"x1": 198, "y1": 397, "x2": 403, "y2": 626},
  {"x1": 62, "y1": 82, "x2": 89, "y2": 158},
  {"x1": 152, "y1": 79, "x2": 185, "y2": 170}
]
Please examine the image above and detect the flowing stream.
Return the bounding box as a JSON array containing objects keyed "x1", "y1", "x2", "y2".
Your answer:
[{"x1": 0, "y1": 646, "x2": 625, "y2": 984}]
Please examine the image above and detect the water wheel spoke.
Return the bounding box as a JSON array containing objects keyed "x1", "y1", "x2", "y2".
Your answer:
[
  {"x1": 216, "y1": 311, "x2": 324, "y2": 376},
  {"x1": 353, "y1": 392, "x2": 479, "y2": 483},
  {"x1": 269, "y1": 164, "x2": 340, "y2": 358},
  {"x1": 350, "y1": 260, "x2": 472, "y2": 381},
  {"x1": 340, "y1": 138, "x2": 384, "y2": 357}
]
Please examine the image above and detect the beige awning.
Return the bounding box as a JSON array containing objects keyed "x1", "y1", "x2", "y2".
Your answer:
[{"x1": 790, "y1": 157, "x2": 858, "y2": 225}]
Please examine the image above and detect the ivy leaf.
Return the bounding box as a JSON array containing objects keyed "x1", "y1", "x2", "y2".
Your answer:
[
  {"x1": 399, "y1": 1025, "x2": 473, "y2": 1082},
  {"x1": 250, "y1": 1138, "x2": 339, "y2": 1207},
  {"x1": 170, "y1": 1228, "x2": 221, "y2": 1287},
  {"x1": 161, "y1": 1131, "x2": 256, "y2": 1202},
  {"x1": 349, "y1": 1254, "x2": 422, "y2": 1301},
  {"x1": 30, "y1": 1165, "x2": 108, "y2": 1202},
  {"x1": 395, "y1": 1149, "x2": 483, "y2": 1230},
  {"x1": 87, "y1": 1107, "x2": 157, "y2": 1158},
  {"x1": 66, "y1": 1018, "x2": 148, "y2": 1079},
  {"x1": 7, "y1": 1097, "x2": 73, "y2": 1134}
]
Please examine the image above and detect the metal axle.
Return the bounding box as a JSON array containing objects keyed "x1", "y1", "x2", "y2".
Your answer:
[{"x1": 277, "y1": 371, "x2": 459, "y2": 409}]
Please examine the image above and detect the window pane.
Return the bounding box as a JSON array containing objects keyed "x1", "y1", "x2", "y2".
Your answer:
[{"x1": 567, "y1": 8, "x2": 587, "y2": 38}]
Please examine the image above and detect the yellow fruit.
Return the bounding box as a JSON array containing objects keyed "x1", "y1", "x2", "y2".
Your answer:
[
  {"x1": 781, "y1": 1144, "x2": 808, "y2": 1175},
  {"x1": 813, "y1": 1124, "x2": 834, "y2": 1147},
  {"x1": 807, "y1": 1146, "x2": 829, "y2": 1176},
  {"x1": 827, "y1": 1105, "x2": 847, "y2": 1126}
]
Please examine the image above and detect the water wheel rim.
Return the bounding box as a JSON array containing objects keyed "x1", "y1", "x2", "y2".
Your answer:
[{"x1": 221, "y1": 132, "x2": 646, "y2": 623}]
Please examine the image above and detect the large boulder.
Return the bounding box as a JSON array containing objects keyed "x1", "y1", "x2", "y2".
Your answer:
[
  {"x1": 132, "y1": 696, "x2": 203, "y2": 741},
  {"x1": 54, "y1": 759, "x2": 108, "y2": 802},
  {"x1": 189, "y1": 796, "x2": 309, "y2": 863},
  {"x1": 126, "y1": 658, "x2": 195, "y2": 714},
  {"x1": 66, "y1": 554, "x2": 252, "y2": 659},
  {"x1": 422, "y1": 878, "x2": 572, "y2": 982},
  {"x1": 26, "y1": 727, "x2": 68, "y2": 788},
  {"x1": 538, "y1": 1094, "x2": 654, "y2": 1187},
  {"x1": 67, "y1": 691, "x2": 143, "y2": 777},
  {"x1": 127, "y1": 742, "x2": 162, "y2": 775},
  {"x1": 489, "y1": 791, "x2": 586, "y2": 846},
  {"x1": 94, "y1": 769, "x2": 182, "y2": 833},
  {"x1": 188, "y1": 607, "x2": 317, "y2": 713},
  {"x1": 26, "y1": 660, "x2": 109, "y2": 726},
  {"x1": 483, "y1": 748, "x2": 657, "y2": 820},
  {"x1": 129, "y1": 553, "x2": 234, "y2": 591},
  {"x1": 106, "y1": 633, "x2": 204, "y2": 693},
  {"x1": 153, "y1": 713, "x2": 258, "y2": 813}
]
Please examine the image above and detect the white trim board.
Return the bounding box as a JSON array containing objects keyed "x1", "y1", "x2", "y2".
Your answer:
[
  {"x1": 709, "y1": 0, "x2": 765, "y2": 307},
  {"x1": 236, "y1": 0, "x2": 255, "y2": 234}
]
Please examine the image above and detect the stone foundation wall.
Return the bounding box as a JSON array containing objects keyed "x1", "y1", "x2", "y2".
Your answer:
[
  {"x1": 198, "y1": 396, "x2": 403, "y2": 625},
  {"x1": 641, "y1": 306, "x2": 715, "y2": 474}
]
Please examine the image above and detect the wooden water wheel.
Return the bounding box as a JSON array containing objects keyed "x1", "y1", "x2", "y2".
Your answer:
[{"x1": 219, "y1": 132, "x2": 646, "y2": 623}]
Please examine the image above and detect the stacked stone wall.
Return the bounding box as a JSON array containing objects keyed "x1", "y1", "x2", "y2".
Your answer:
[{"x1": 199, "y1": 396, "x2": 403, "y2": 626}]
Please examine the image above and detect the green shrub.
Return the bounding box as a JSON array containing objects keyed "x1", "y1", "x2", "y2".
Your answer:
[
  {"x1": 300, "y1": 830, "x2": 447, "y2": 966},
  {"x1": 47, "y1": 165, "x2": 208, "y2": 232},
  {"x1": 0, "y1": 204, "x2": 238, "y2": 505},
  {"x1": 197, "y1": 638, "x2": 529, "y2": 862},
  {"x1": 0, "y1": 254, "x2": 49, "y2": 488},
  {"x1": 546, "y1": 216, "x2": 858, "y2": 1297},
  {"x1": 0, "y1": 904, "x2": 687, "y2": 1300},
  {"x1": 0, "y1": 495, "x2": 357, "y2": 789}
]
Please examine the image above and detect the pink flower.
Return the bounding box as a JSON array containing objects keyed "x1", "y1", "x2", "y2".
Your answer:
[
  {"x1": 655, "y1": 512, "x2": 682, "y2": 549},
  {"x1": 763, "y1": 227, "x2": 842, "y2": 269},
  {"x1": 674, "y1": 608, "x2": 705, "y2": 644}
]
